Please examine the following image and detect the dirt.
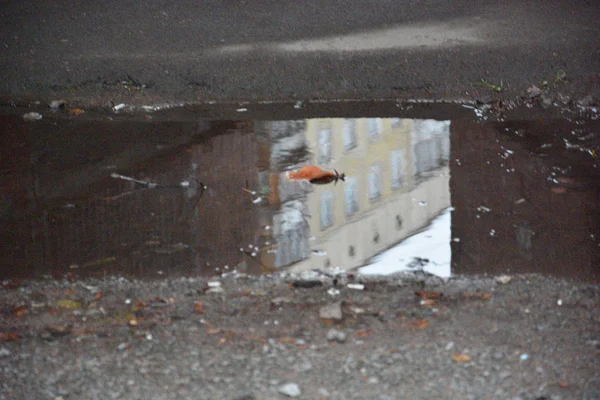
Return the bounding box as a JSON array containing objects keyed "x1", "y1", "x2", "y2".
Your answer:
[{"x1": 1, "y1": 271, "x2": 599, "y2": 400}]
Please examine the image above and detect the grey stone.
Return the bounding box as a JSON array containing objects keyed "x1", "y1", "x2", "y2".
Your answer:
[
  {"x1": 278, "y1": 382, "x2": 301, "y2": 398},
  {"x1": 319, "y1": 302, "x2": 343, "y2": 321},
  {"x1": 326, "y1": 329, "x2": 347, "y2": 343}
]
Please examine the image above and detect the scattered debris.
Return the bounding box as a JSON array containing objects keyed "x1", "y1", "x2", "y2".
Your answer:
[
  {"x1": 520, "y1": 353, "x2": 529, "y2": 361},
  {"x1": 69, "y1": 108, "x2": 85, "y2": 115},
  {"x1": 415, "y1": 291, "x2": 442, "y2": 299},
  {"x1": 113, "y1": 103, "x2": 126, "y2": 111},
  {"x1": 23, "y1": 112, "x2": 42, "y2": 121},
  {"x1": 195, "y1": 302, "x2": 204, "y2": 314},
  {"x1": 347, "y1": 283, "x2": 364, "y2": 291},
  {"x1": 236, "y1": 108, "x2": 248, "y2": 112},
  {"x1": 319, "y1": 302, "x2": 343, "y2": 322},
  {"x1": 526, "y1": 85, "x2": 543, "y2": 98},
  {"x1": 207, "y1": 281, "x2": 221, "y2": 288},
  {"x1": 278, "y1": 383, "x2": 301, "y2": 398},
  {"x1": 49, "y1": 100, "x2": 67, "y2": 109},
  {"x1": 327, "y1": 288, "x2": 340, "y2": 297},
  {"x1": 495, "y1": 275, "x2": 512, "y2": 285},
  {"x1": 453, "y1": 353, "x2": 472, "y2": 363},
  {"x1": 326, "y1": 329, "x2": 347, "y2": 343},
  {"x1": 57, "y1": 299, "x2": 82, "y2": 309},
  {"x1": 290, "y1": 280, "x2": 322, "y2": 289}
]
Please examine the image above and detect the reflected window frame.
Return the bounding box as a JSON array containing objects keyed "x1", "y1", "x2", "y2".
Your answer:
[
  {"x1": 343, "y1": 119, "x2": 358, "y2": 152},
  {"x1": 368, "y1": 163, "x2": 383, "y2": 202},
  {"x1": 343, "y1": 175, "x2": 359, "y2": 216},
  {"x1": 368, "y1": 118, "x2": 383, "y2": 140},
  {"x1": 317, "y1": 125, "x2": 333, "y2": 165},
  {"x1": 390, "y1": 149, "x2": 406, "y2": 190},
  {"x1": 320, "y1": 191, "x2": 335, "y2": 230}
]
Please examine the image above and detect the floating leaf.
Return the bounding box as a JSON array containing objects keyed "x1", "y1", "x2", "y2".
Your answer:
[
  {"x1": 195, "y1": 302, "x2": 204, "y2": 314},
  {"x1": 453, "y1": 353, "x2": 472, "y2": 363},
  {"x1": 206, "y1": 328, "x2": 220, "y2": 335},
  {"x1": 415, "y1": 291, "x2": 442, "y2": 299},
  {"x1": 57, "y1": 299, "x2": 82, "y2": 309},
  {"x1": 69, "y1": 108, "x2": 85, "y2": 115}
]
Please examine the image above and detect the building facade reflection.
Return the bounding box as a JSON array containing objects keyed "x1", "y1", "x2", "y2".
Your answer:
[{"x1": 256, "y1": 118, "x2": 451, "y2": 272}]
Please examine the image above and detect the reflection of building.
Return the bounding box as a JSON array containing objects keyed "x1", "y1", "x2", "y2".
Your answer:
[
  {"x1": 451, "y1": 119, "x2": 600, "y2": 281},
  {"x1": 257, "y1": 118, "x2": 451, "y2": 272}
]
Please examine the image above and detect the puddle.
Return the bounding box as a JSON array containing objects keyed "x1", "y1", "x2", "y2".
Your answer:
[{"x1": 0, "y1": 112, "x2": 598, "y2": 281}]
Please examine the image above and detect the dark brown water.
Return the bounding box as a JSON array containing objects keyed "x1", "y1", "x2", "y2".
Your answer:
[{"x1": 1, "y1": 113, "x2": 598, "y2": 281}]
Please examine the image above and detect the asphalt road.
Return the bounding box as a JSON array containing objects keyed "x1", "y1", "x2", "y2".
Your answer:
[{"x1": 1, "y1": 0, "x2": 599, "y2": 106}]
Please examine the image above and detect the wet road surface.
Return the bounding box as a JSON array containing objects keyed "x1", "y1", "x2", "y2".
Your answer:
[{"x1": 1, "y1": 109, "x2": 599, "y2": 281}]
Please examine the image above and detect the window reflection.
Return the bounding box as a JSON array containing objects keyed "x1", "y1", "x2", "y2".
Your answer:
[
  {"x1": 390, "y1": 149, "x2": 406, "y2": 189},
  {"x1": 368, "y1": 118, "x2": 382, "y2": 139},
  {"x1": 343, "y1": 119, "x2": 358, "y2": 151},
  {"x1": 320, "y1": 191, "x2": 335, "y2": 230},
  {"x1": 344, "y1": 176, "x2": 359, "y2": 215},
  {"x1": 318, "y1": 125, "x2": 332, "y2": 164},
  {"x1": 368, "y1": 164, "x2": 382, "y2": 202}
]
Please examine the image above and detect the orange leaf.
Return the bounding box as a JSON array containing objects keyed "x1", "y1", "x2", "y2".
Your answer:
[
  {"x1": 415, "y1": 291, "x2": 442, "y2": 299},
  {"x1": 559, "y1": 379, "x2": 569, "y2": 388},
  {"x1": 463, "y1": 293, "x2": 492, "y2": 300},
  {"x1": 195, "y1": 302, "x2": 204, "y2": 314},
  {"x1": 279, "y1": 336, "x2": 297, "y2": 345},
  {"x1": 0, "y1": 332, "x2": 20, "y2": 342},
  {"x1": 356, "y1": 330, "x2": 372, "y2": 338},
  {"x1": 409, "y1": 319, "x2": 429, "y2": 329},
  {"x1": 206, "y1": 328, "x2": 220, "y2": 335},
  {"x1": 13, "y1": 306, "x2": 28, "y2": 317},
  {"x1": 452, "y1": 353, "x2": 472, "y2": 363},
  {"x1": 94, "y1": 292, "x2": 103, "y2": 300},
  {"x1": 69, "y1": 108, "x2": 85, "y2": 115}
]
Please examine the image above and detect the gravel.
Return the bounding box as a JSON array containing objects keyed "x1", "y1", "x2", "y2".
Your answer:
[{"x1": 0, "y1": 271, "x2": 598, "y2": 399}]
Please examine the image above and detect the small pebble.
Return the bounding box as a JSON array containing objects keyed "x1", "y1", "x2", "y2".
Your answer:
[
  {"x1": 278, "y1": 382, "x2": 301, "y2": 398},
  {"x1": 326, "y1": 329, "x2": 347, "y2": 343}
]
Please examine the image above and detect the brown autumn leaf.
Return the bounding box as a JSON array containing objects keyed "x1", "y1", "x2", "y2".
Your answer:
[
  {"x1": 420, "y1": 299, "x2": 437, "y2": 307},
  {"x1": 463, "y1": 292, "x2": 493, "y2": 300},
  {"x1": 0, "y1": 332, "x2": 20, "y2": 342},
  {"x1": 356, "y1": 330, "x2": 372, "y2": 338},
  {"x1": 551, "y1": 186, "x2": 567, "y2": 194},
  {"x1": 63, "y1": 289, "x2": 76, "y2": 295},
  {"x1": 69, "y1": 108, "x2": 85, "y2": 115},
  {"x1": 206, "y1": 328, "x2": 221, "y2": 335},
  {"x1": 195, "y1": 302, "x2": 204, "y2": 314},
  {"x1": 453, "y1": 353, "x2": 472, "y2": 363},
  {"x1": 559, "y1": 379, "x2": 569, "y2": 388},
  {"x1": 278, "y1": 336, "x2": 297, "y2": 345},
  {"x1": 94, "y1": 292, "x2": 103, "y2": 301},
  {"x1": 409, "y1": 319, "x2": 429, "y2": 329},
  {"x1": 13, "y1": 305, "x2": 28, "y2": 317},
  {"x1": 415, "y1": 291, "x2": 442, "y2": 299}
]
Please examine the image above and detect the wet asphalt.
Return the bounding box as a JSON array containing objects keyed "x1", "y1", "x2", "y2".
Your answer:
[{"x1": 1, "y1": 0, "x2": 599, "y2": 106}]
